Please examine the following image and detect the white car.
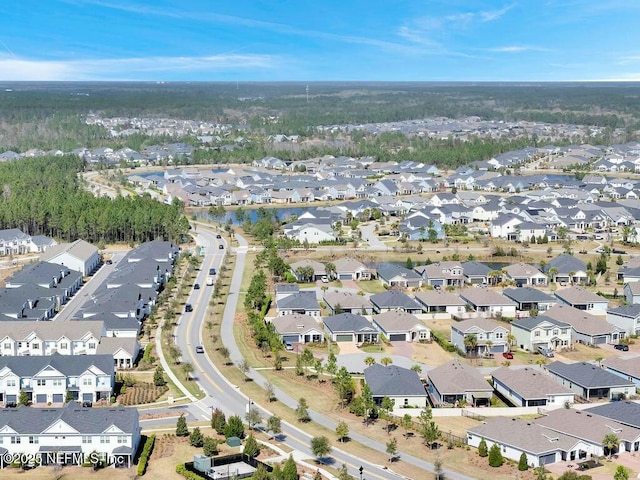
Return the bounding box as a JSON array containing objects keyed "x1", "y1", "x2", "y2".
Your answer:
[
  {"x1": 536, "y1": 346, "x2": 554, "y2": 358},
  {"x1": 321, "y1": 276, "x2": 329, "y2": 283}
]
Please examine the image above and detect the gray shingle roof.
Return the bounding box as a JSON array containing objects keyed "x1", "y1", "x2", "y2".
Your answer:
[
  {"x1": 276, "y1": 291, "x2": 319, "y2": 310},
  {"x1": 545, "y1": 254, "x2": 586, "y2": 274},
  {"x1": 364, "y1": 364, "x2": 426, "y2": 397},
  {"x1": 0, "y1": 353, "x2": 113, "y2": 377},
  {"x1": 427, "y1": 361, "x2": 493, "y2": 395},
  {"x1": 502, "y1": 287, "x2": 556, "y2": 303},
  {"x1": 0, "y1": 402, "x2": 138, "y2": 435},
  {"x1": 491, "y1": 367, "x2": 572, "y2": 401},
  {"x1": 510, "y1": 315, "x2": 570, "y2": 332},
  {"x1": 607, "y1": 304, "x2": 640, "y2": 318},
  {"x1": 585, "y1": 401, "x2": 640, "y2": 428},
  {"x1": 322, "y1": 313, "x2": 376, "y2": 334},
  {"x1": 370, "y1": 290, "x2": 422, "y2": 310},
  {"x1": 545, "y1": 361, "x2": 635, "y2": 389}
]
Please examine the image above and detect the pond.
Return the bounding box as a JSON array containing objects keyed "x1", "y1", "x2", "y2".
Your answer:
[{"x1": 192, "y1": 206, "x2": 315, "y2": 225}]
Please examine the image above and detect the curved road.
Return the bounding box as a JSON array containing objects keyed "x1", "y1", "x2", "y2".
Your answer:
[{"x1": 169, "y1": 225, "x2": 473, "y2": 480}]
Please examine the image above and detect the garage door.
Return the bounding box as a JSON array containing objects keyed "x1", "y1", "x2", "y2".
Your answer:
[
  {"x1": 336, "y1": 334, "x2": 353, "y2": 342},
  {"x1": 52, "y1": 394, "x2": 63, "y2": 403},
  {"x1": 431, "y1": 280, "x2": 444, "y2": 287},
  {"x1": 6, "y1": 395, "x2": 16, "y2": 403},
  {"x1": 389, "y1": 334, "x2": 406, "y2": 341},
  {"x1": 282, "y1": 335, "x2": 298, "y2": 344},
  {"x1": 539, "y1": 453, "x2": 556, "y2": 465},
  {"x1": 36, "y1": 394, "x2": 47, "y2": 404},
  {"x1": 593, "y1": 336, "x2": 607, "y2": 345},
  {"x1": 339, "y1": 273, "x2": 352, "y2": 280},
  {"x1": 82, "y1": 393, "x2": 93, "y2": 402}
]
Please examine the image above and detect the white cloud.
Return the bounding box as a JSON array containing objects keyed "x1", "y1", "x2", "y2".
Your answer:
[
  {"x1": 479, "y1": 4, "x2": 515, "y2": 22},
  {"x1": 487, "y1": 45, "x2": 551, "y2": 53},
  {"x1": 0, "y1": 54, "x2": 278, "y2": 81}
]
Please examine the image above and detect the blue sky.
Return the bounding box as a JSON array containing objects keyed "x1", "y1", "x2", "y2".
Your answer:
[{"x1": 0, "y1": 0, "x2": 638, "y2": 81}]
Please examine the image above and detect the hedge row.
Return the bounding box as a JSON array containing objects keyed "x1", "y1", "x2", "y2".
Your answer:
[
  {"x1": 176, "y1": 463, "x2": 206, "y2": 480},
  {"x1": 136, "y1": 434, "x2": 156, "y2": 476}
]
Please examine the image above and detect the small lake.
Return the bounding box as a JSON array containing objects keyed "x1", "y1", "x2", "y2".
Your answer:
[
  {"x1": 132, "y1": 168, "x2": 229, "y2": 179},
  {"x1": 193, "y1": 206, "x2": 311, "y2": 225}
]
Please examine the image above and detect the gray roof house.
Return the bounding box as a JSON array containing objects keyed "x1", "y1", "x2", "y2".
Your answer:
[
  {"x1": 503, "y1": 263, "x2": 548, "y2": 287},
  {"x1": 363, "y1": 364, "x2": 427, "y2": 409},
  {"x1": 510, "y1": 315, "x2": 572, "y2": 352},
  {"x1": 0, "y1": 403, "x2": 141, "y2": 468},
  {"x1": 601, "y1": 357, "x2": 640, "y2": 391},
  {"x1": 376, "y1": 264, "x2": 423, "y2": 289},
  {"x1": 427, "y1": 360, "x2": 493, "y2": 407},
  {"x1": 413, "y1": 291, "x2": 466, "y2": 315},
  {"x1": 322, "y1": 313, "x2": 379, "y2": 344},
  {"x1": 585, "y1": 401, "x2": 640, "y2": 429},
  {"x1": 461, "y1": 261, "x2": 492, "y2": 285},
  {"x1": 450, "y1": 318, "x2": 510, "y2": 355},
  {"x1": 276, "y1": 291, "x2": 320, "y2": 317},
  {"x1": 544, "y1": 254, "x2": 588, "y2": 285},
  {"x1": 270, "y1": 313, "x2": 324, "y2": 345},
  {"x1": 369, "y1": 290, "x2": 423, "y2": 314},
  {"x1": 371, "y1": 311, "x2": 430, "y2": 342},
  {"x1": 289, "y1": 259, "x2": 326, "y2": 281},
  {"x1": 545, "y1": 361, "x2": 636, "y2": 401},
  {"x1": 545, "y1": 304, "x2": 625, "y2": 345},
  {"x1": 96, "y1": 336, "x2": 141, "y2": 369},
  {"x1": 459, "y1": 289, "x2": 517, "y2": 318},
  {"x1": 606, "y1": 304, "x2": 640, "y2": 336},
  {"x1": 322, "y1": 291, "x2": 373, "y2": 315},
  {"x1": 332, "y1": 257, "x2": 371, "y2": 280},
  {"x1": 502, "y1": 287, "x2": 558, "y2": 313},
  {"x1": 554, "y1": 286, "x2": 608, "y2": 313},
  {"x1": 491, "y1": 367, "x2": 574, "y2": 408}
]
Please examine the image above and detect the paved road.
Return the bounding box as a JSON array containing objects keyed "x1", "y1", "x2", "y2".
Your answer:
[
  {"x1": 55, "y1": 252, "x2": 127, "y2": 321},
  {"x1": 170, "y1": 227, "x2": 474, "y2": 480},
  {"x1": 359, "y1": 224, "x2": 391, "y2": 251}
]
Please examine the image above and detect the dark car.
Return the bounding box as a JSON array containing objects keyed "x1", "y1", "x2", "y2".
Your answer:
[
  {"x1": 216, "y1": 234, "x2": 222, "y2": 239},
  {"x1": 218, "y1": 244, "x2": 224, "y2": 249},
  {"x1": 194, "y1": 283, "x2": 200, "y2": 290},
  {"x1": 614, "y1": 343, "x2": 629, "y2": 351},
  {"x1": 209, "y1": 268, "x2": 216, "y2": 275},
  {"x1": 185, "y1": 303, "x2": 193, "y2": 312},
  {"x1": 106, "y1": 259, "x2": 113, "y2": 265}
]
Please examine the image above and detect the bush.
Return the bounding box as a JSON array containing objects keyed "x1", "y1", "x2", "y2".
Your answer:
[
  {"x1": 176, "y1": 463, "x2": 206, "y2": 480},
  {"x1": 478, "y1": 438, "x2": 488, "y2": 457},
  {"x1": 243, "y1": 434, "x2": 259, "y2": 458},
  {"x1": 518, "y1": 452, "x2": 529, "y2": 471},
  {"x1": 137, "y1": 434, "x2": 156, "y2": 476},
  {"x1": 488, "y1": 443, "x2": 504, "y2": 467},
  {"x1": 203, "y1": 437, "x2": 218, "y2": 456}
]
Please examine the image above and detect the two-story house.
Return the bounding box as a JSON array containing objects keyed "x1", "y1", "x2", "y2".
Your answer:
[
  {"x1": 510, "y1": 315, "x2": 572, "y2": 352},
  {"x1": 450, "y1": 318, "x2": 510, "y2": 355}
]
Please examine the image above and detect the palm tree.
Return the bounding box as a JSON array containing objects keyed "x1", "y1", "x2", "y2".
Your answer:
[
  {"x1": 547, "y1": 267, "x2": 558, "y2": 283},
  {"x1": 364, "y1": 356, "x2": 376, "y2": 366},
  {"x1": 484, "y1": 340, "x2": 494, "y2": 356},
  {"x1": 568, "y1": 271, "x2": 576, "y2": 286},
  {"x1": 603, "y1": 432, "x2": 620, "y2": 459},
  {"x1": 325, "y1": 263, "x2": 336, "y2": 281},
  {"x1": 380, "y1": 357, "x2": 393, "y2": 366},
  {"x1": 506, "y1": 333, "x2": 516, "y2": 352},
  {"x1": 464, "y1": 334, "x2": 478, "y2": 356}
]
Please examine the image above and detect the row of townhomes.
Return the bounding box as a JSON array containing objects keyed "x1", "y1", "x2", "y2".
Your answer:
[{"x1": 0, "y1": 239, "x2": 178, "y2": 468}]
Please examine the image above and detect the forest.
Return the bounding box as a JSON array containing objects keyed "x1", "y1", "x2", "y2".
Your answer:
[{"x1": 0, "y1": 155, "x2": 189, "y2": 244}]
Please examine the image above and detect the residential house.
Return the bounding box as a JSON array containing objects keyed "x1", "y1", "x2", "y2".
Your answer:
[
  {"x1": 332, "y1": 257, "x2": 371, "y2": 280},
  {"x1": 0, "y1": 321, "x2": 104, "y2": 357},
  {"x1": 0, "y1": 229, "x2": 32, "y2": 256},
  {"x1": 322, "y1": 313, "x2": 379, "y2": 343},
  {"x1": 413, "y1": 291, "x2": 467, "y2": 315},
  {"x1": 450, "y1": 318, "x2": 510, "y2": 355},
  {"x1": 491, "y1": 367, "x2": 574, "y2": 407},
  {"x1": 0, "y1": 354, "x2": 114, "y2": 405},
  {"x1": 322, "y1": 292, "x2": 373, "y2": 315},
  {"x1": 490, "y1": 214, "x2": 523, "y2": 239},
  {"x1": 467, "y1": 416, "x2": 595, "y2": 468},
  {"x1": 585, "y1": 401, "x2": 640, "y2": 432},
  {"x1": 555, "y1": 287, "x2": 608, "y2": 314},
  {"x1": 544, "y1": 254, "x2": 588, "y2": 285},
  {"x1": 285, "y1": 223, "x2": 336, "y2": 244},
  {"x1": 269, "y1": 314, "x2": 324, "y2": 345},
  {"x1": 502, "y1": 287, "x2": 558, "y2": 313},
  {"x1": 545, "y1": 304, "x2": 625, "y2": 345},
  {"x1": 459, "y1": 289, "x2": 517, "y2": 318},
  {"x1": 369, "y1": 291, "x2": 423, "y2": 314},
  {"x1": 503, "y1": 263, "x2": 548, "y2": 287},
  {"x1": 363, "y1": 364, "x2": 427, "y2": 409},
  {"x1": 0, "y1": 403, "x2": 140, "y2": 467},
  {"x1": 414, "y1": 261, "x2": 463, "y2": 287},
  {"x1": 623, "y1": 282, "x2": 640, "y2": 305},
  {"x1": 275, "y1": 291, "x2": 320, "y2": 317},
  {"x1": 376, "y1": 264, "x2": 423, "y2": 289},
  {"x1": 461, "y1": 261, "x2": 492, "y2": 285},
  {"x1": 40, "y1": 239, "x2": 101, "y2": 276},
  {"x1": 510, "y1": 316, "x2": 571, "y2": 352},
  {"x1": 427, "y1": 361, "x2": 494, "y2": 407},
  {"x1": 607, "y1": 304, "x2": 640, "y2": 336},
  {"x1": 545, "y1": 361, "x2": 635, "y2": 401},
  {"x1": 96, "y1": 337, "x2": 140, "y2": 370},
  {"x1": 371, "y1": 311, "x2": 430, "y2": 342},
  {"x1": 602, "y1": 358, "x2": 640, "y2": 390},
  {"x1": 289, "y1": 259, "x2": 326, "y2": 282}
]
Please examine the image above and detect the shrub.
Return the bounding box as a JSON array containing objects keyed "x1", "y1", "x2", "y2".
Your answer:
[
  {"x1": 518, "y1": 452, "x2": 529, "y2": 471},
  {"x1": 478, "y1": 438, "x2": 488, "y2": 457},
  {"x1": 137, "y1": 434, "x2": 156, "y2": 476},
  {"x1": 203, "y1": 437, "x2": 218, "y2": 456},
  {"x1": 176, "y1": 463, "x2": 206, "y2": 480},
  {"x1": 488, "y1": 443, "x2": 504, "y2": 467},
  {"x1": 243, "y1": 434, "x2": 259, "y2": 458},
  {"x1": 176, "y1": 415, "x2": 189, "y2": 437}
]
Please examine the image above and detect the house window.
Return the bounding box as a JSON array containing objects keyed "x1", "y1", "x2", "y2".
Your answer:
[
  {"x1": 10, "y1": 436, "x2": 20, "y2": 444},
  {"x1": 404, "y1": 399, "x2": 409, "y2": 406},
  {"x1": 561, "y1": 329, "x2": 569, "y2": 335},
  {"x1": 29, "y1": 436, "x2": 38, "y2": 444},
  {"x1": 88, "y1": 343, "x2": 96, "y2": 349},
  {"x1": 60, "y1": 343, "x2": 68, "y2": 349},
  {"x1": 100, "y1": 436, "x2": 110, "y2": 444},
  {"x1": 82, "y1": 378, "x2": 92, "y2": 386},
  {"x1": 52, "y1": 379, "x2": 62, "y2": 387},
  {"x1": 495, "y1": 332, "x2": 503, "y2": 339},
  {"x1": 32, "y1": 343, "x2": 39, "y2": 349},
  {"x1": 534, "y1": 331, "x2": 540, "y2": 337},
  {"x1": 3, "y1": 343, "x2": 9, "y2": 349},
  {"x1": 36, "y1": 379, "x2": 46, "y2": 386},
  {"x1": 553, "y1": 329, "x2": 559, "y2": 336},
  {"x1": 82, "y1": 436, "x2": 92, "y2": 444},
  {"x1": 6, "y1": 379, "x2": 15, "y2": 387},
  {"x1": 587, "y1": 304, "x2": 594, "y2": 309},
  {"x1": 117, "y1": 436, "x2": 127, "y2": 444}
]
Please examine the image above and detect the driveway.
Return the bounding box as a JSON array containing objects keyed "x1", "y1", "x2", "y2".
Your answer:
[
  {"x1": 391, "y1": 340, "x2": 414, "y2": 358},
  {"x1": 337, "y1": 352, "x2": 425, "y2": 374},
  {"x1": 359, "y1": 223, "x2": 389, "y2": 250}
]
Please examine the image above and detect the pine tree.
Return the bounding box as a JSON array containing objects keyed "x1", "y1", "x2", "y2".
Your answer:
[
  {"x1": 203, "y1": 437, "x2": 218, "y2": 456},
  {"x1": 243, "y1": 434, "x2": 259, "y2": 458},
  {"x1": 223, "y1": 415, "x2": 245, "y2": 439},
  {"x1": 18, "y1": 390, "x2": 29, "y2": 406},
  {"x1": 153, "y1": 366, "x2": 167, "y2": 386},
  {"x1": 252, "y1": 464, "x2": 270, "y2": 480},
  {"x1": 211, "y1": 408, "x2": 226, "y2": 435},
  {"x1": 478, "y1": 437, "x2": 488, "y2": 457},
  {"x1": 488, "y1": 443, "x2": 504, "y2": 467},
  {"x1": 282, "y1": 454, "x2": 298, "y2": 480},
  {"x1": 518, "y1": 452, "x2": 529, "y2": 471},
  {"x1": 190, "y1": 427, "x2": 203, "y2": 447},
  {"x1": 176, "y1": 414, "x2": 189, "y2": 437}
]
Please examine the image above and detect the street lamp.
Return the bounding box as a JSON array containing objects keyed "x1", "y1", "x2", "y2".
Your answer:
[{"x1": 359, "y1": 466, "x2": 363, "y2": 480}]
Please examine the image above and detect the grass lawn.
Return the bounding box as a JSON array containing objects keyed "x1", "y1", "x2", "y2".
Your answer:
[{"x1": 355, "y1": 280, "x2": 387, "y2": 294}]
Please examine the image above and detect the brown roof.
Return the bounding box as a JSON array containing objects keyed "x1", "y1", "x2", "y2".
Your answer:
[
  {"x1": 491, "y1": 367, "x2": 573, "y2": 400},
  {"x1": 427, "y1": 360, "x2": 493, "y2": 395},
  {"x1": 40, "y1": 239, "x2": 98, "y2": 262}
]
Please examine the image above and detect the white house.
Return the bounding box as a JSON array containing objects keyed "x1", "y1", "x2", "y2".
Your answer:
[
  {"x1": 0, "y1": 354, "x2": 114, "y2": 405},
  {"x1": 0, "y1": 321, "x2": 104, "y2": 357},
  {"x1": 451, "y1": 318, "x2": 510, "y2": 355},
  {"x1": 40, "y1": 239, "x2": 101, "y2": 276},
  {"x1": 0, "y1": 403, "x2": 140, "y2": 468},
  {"x1": 491, "y1": 367, "x2": 574, "y2": 408},
  {"x1": 607, "y1": 304, "x2": 640, "y2": 336},
  {"x1": 545, "y1": 361, "x2": 636, "y2": 401},
  {"x1": 510, "y1": 316, "x2": 572, "y2": 352},
  {"x1": 363, "y1": 364, "x2": 427, "y2": 409}
]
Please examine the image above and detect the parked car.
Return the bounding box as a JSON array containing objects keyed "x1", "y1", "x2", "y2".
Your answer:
[
  {"x1": 285, "y1": 342, "x2": 294, "y2": 351},
  {"x1": 195, "y1": 345, "x2": 205, "y2": 354},
  {"x1": 502, "y1": 351, "x2": 514, "y2": 359},
  {"x1": 614, "y1": 343, "x2": 629, "y2": 351},
  {"x1": 194, "y1": 283, "x2": 200, "y2": 290},
  {"x1": 185, "y1": 303, "x2": 193, "y2": 312},
  {"x1": 106, "y1": 259, "x2": 113, "y2": 265},
  {"x1": 321, "y1": 276, "x2": 329, "y2": 283},
  {"x1": 536, "y1": 346, "x2": 554, "y2": 357}
]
